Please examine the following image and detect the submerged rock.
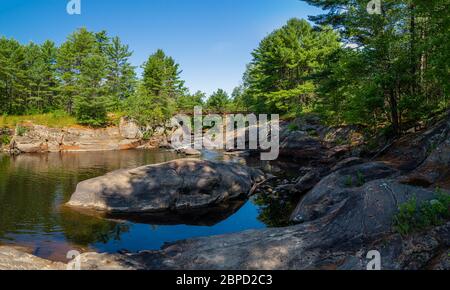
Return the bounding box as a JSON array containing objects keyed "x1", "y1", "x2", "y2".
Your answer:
[
  {"x1": 67, "y1": 159, "x2": 265, "y2": 214},
  {"x1": 176, "y1": 147, "x2": 202, "y2": 156}
]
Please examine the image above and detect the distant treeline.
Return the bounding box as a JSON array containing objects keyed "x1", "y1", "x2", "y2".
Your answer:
[
  {"x1": 0, "y1": 28, "x2": 236, "y2": 127},
  {"x1": 1, "y1": 0, "x2": 448, "y2": 134}
]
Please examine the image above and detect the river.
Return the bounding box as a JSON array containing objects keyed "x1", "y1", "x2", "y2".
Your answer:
[{"x1": 0, "y1": 150, "x2": 298, "y2": 262}]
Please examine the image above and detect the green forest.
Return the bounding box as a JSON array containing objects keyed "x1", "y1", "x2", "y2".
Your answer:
[{"x1": 1, "y1": 0, "x2": 448, "y2": 136}]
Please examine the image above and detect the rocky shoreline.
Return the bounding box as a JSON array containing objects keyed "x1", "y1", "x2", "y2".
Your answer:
[
  {"x1": 1, "y1": 117, "x2": 172, "y2": 155},
  {"x1": 0, "y1": 112, "x2": 449, "y2": 270}
]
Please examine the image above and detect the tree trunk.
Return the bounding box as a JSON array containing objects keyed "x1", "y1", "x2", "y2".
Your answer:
[{"x1": 389, "y1": 89, "x2": 400, "y2": 136}]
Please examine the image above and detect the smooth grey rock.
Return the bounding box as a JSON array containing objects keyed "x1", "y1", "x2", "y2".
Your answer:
[
  {"x1": 119, "y1": 117, "x2": 143, "y2": 139},
  {"x1": 279, "y1": 131, "x2": 326, "y2": 160},
  {"x1": 126, "y1": 208, "x2": 447, "y2": 270},
  {"x1": 400, "y1": 139, "x2": 450, "y2": 188},
  {"x1": 177, "y1": 147, "x2": 202, "y2": 156},
  {"x1": 2, "y1": 221, "x2": 447, "y2": 270},
  {"x1": 0, "y1": 246, "x2": 65, "y2": 270},
  {"x1": 290, "y1": 162, "x2": 399, "y2": 223},
  {"x1": 331, "y1": 157, "x2": 365, "y2": 172},
  {"x1": 67, "y1": 159, "x2": 265, "y2": 213}
]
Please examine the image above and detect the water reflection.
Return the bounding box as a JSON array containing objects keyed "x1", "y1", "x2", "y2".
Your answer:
[
  {"x1": 0, "y1": 150, "x2": 299, "y2": 260},
  {"x1": 0, "y1": 150, "x2": 183, "y2": 259}
]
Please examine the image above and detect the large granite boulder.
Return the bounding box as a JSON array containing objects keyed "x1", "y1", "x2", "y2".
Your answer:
[
  {"x1": 378, "y1": 111, "x2": 450, "y2": 171},
  {"x1": 290, "y1": 162, "x2": 399, "y2": 223},
  {"x1": 67, "y1": 159, "x2": 265, "y2": 213},
  {"x1": 400, "y1": 138, "x2": 450, "y2": 189},
  {"x1": 124, "y1": 164, "x2": 444, "y2": 270},
  {"x1": 279, "y1": 131, "x2": 327, "y2": 160},
  {"x1": 119, "y1": 117, "x2": 143, "y2": 139}
]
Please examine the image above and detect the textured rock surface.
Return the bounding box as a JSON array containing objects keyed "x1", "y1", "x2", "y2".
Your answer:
[
  {"x1": 400, "y1": 139, "x2": 450, "y2": 189},
  {"x1": 378, "y1": 111, "x2": 450, "y2": 171},
  {"x1": 2, "y1": 220, "x2": 448, "y2": 270},
  {"x1": 6, "y1": 118, "x2": 174, "y2": 154},
  {"x1": 67, "y1": 159, "x2": 265, "y2": 213},
  {"x1": 290, "y1": 162, "x2": 399, "y2": 223},
  {"x1": 119, "y1": 117, "x2": 143, "y2": 139},
  {"x1": 279, "y1": 131, "x2": 326, "y2": 160},
  {"x1": 176, "y1": 147, "x2": 202, "y2": 156},
  {"x1": 0, "y1": 246, "x2": 65, "y2": 270}
]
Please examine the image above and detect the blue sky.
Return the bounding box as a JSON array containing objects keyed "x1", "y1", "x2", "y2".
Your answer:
[{"x1": 0, "y1": 0, "x2": 322, "y2": 95}]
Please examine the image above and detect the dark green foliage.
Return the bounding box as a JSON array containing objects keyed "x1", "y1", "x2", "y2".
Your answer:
[
  {"x1": 0, "y1": 38, "x2": 59, "y2": 115},
  {"x1": 304, "y1": 0, "x2": 450, "y2": 133},
  {"x1": 176, "y1": 90, "x2": 205, "y2": 111},
  {"x1": 288, "y1": 123, "x2": 300, "y2": 132},
  {"x1": 393, "y1": 192, "x2": 450, "y2": 236},
  {"x1": 206, "y1": 89, "x2": 230, "y2": 113},
  {"x1": 142, "y1": 49, "x2": 185, "y2": 100},
  {"x1": 241, "y1": 18, "x2": 340, "y2": 115},
  {"x1": 1, "y1": 28, "x2": 136, "y2": 126},
  {"x1": 125, "y1": 49, "x2": 187, "y2": 127},
  {"x1": 73, "y1": 54, "x2": 109, "y2": 127},
  {"x1": 105, "y1": 37, "x2": 136, "y2": 109},
  {"x1": 0, "y1": 134, "x2": 10, "y2": 146},
  {"x1": 15, "y1": 125, "x2": 28, "y2": 137}
]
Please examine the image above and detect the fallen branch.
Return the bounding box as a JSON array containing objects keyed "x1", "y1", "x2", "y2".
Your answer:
[{"x1": 247, "y1": 175, "x2": 276, "y2": 197}]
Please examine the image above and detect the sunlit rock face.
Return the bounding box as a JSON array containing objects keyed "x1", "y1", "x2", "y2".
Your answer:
[{"x1": 67, "y1": 159, "x2": 265, "y2": 214}]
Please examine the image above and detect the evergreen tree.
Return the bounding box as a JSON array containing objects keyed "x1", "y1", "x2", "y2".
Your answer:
[
  {"x1": 176, "y1": 90, "x2": 205, "y2": 111},
  {"x1": 206, "y1": 89, "x2": 230, "y2": 113},
  {"x1": 74, "y1": 54, "x2": 109, "y2": 126},
  {"x1": 57, "y1": 28, "x2": 100, "y2": 114},
  {"x1": 105, "y1": 36, "x2": 136, "y2": 109},
  {"x1": 242, "y1": 18, "x2": 340, "y2": 115},
  {"x1": 141, "y1": 49, "x2": 185, "y2": 120},
  {"x1": 0, "y1": 37, "x2": 27, "y2": 115},
  {"x1": 304, "y1": 0, "x2": 449, "y2": 134}
]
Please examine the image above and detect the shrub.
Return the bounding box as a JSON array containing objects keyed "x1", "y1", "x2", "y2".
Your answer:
[
  {"x1": 287, "y1": 123, "x2": 299, "y2": 132},
  {"x1": 356, "y1": 171, "x2": 365, "y2": 186},
  {"x1": 74, "y1": 96, "x2": 109, "y2": 127},
  {"x1": 344, "y1": 175, "x2": 353, "y2": 187},
  {"x1": 0, "y1": 134, "x2": 11, "y2": 146},
  {"x1": 393, "y1": 191, "x2": 450, "y2": 236},
  {"x1": 16, "y1": 125, "x2": 29, "y2": 136}
]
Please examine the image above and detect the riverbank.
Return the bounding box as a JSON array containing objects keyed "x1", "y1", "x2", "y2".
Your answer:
[{"x1": 1, "y1": 117, "x2": 171, "y2": 154}]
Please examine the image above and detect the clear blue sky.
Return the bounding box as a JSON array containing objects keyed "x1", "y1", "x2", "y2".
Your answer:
[{"x1": 0, "y1": 0, "x2": 322, "y2": 95}]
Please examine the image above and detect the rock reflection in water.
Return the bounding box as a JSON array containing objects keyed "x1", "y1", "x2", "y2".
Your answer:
[
  {"x1": 105, "y1": 199, "x2": 247, "y2": 226},
  {"x1": 0, "y1": 150, "x2": 270, "y2": 259}
]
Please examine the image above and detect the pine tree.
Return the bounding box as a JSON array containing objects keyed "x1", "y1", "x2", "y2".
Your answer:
[
  {"x1": 141, "y1": 49, "x2": 185, "y2": 119},
  {"x1": 242, "y1": 18, "x2": 340, "y2": 115},
  {"x1": 303, "y1": 0, "x2": 449, "y2": 134},
  {"x1": 105, "y1": 36, "x2": 136, "y2": 109},
  {"x1": 206, "y1": 89, "x2": 230, "y2": 113},
  {"x1": 57, "y1": 28, "x2": 100, "y2": 114},
  {"x1": 74, "y1": 54, "x2": 109, "y2": 126}
]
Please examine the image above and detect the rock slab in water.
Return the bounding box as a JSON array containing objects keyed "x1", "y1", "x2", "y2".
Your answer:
[{"x1": 67, "y1": 159, "x2": 265, "y2": 213}]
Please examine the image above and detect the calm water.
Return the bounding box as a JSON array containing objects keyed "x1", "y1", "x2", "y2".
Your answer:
[{"x1": 0, "y1": 150, "x2": 297, "y2": 261}]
